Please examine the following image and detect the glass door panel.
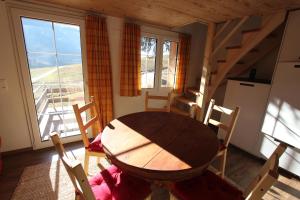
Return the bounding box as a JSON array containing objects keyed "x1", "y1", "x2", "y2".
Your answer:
[
  {"x1": 161, "y1": 40, "x2": 178, "y2": 88},
  {"x1": 21, "y1": 17, "x2": 85, "y2": 141},
  {"x1": 141, "y1": 37, "x2": 157, "y2": 88}
]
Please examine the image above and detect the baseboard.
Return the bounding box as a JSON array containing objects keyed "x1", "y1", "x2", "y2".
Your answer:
[{"x1": 2, "y1": 147, "x2": 33, "y2": 157}]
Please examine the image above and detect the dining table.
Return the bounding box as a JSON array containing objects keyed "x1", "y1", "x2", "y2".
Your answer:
[{"x1": 101, "y1": 111, "x2": 219, "y2": 182}]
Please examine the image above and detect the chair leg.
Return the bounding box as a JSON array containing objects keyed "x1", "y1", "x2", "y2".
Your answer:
[
  {"x1": 144, "y1": 194, "x2": 152, "y2": 200},
  {"x1": 220, "y1": 150, "x2": 227, "y2": 178},
  {"x1": 84, "y1": 151, "x2": 89, "y2": 174},
  {"x1": 169, "y1": 192, "x2": 179, "y2": 200}
]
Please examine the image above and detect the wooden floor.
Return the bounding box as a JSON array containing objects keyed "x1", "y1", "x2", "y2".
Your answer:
[{"x1": 0, "y1": 142, "x2": 299, "y2": 200}]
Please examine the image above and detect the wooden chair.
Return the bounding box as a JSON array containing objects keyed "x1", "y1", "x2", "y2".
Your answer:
[
  {"x1": 145, "y1": 91, "x2": 171, "y2": 112},
  {"x1": 170, "y1": 142, "x2": 288, "y2": 200},
  {"x1": 49, "y1": 132, "x2": 151, "y2": 200},
  {"x1": 204, "y1": 99, "x2": 240, "y2": 178},
  {"x1": 73, "y1": 97, "x2": 105, "y2": 174}
]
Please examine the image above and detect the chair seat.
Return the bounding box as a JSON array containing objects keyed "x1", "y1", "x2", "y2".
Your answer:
[
  {"x1": 89, "y1": 165, "x2": 151, "y2": 200},
  {"x1": 86, "y1": 133, "x2": 105, "y2": 153},
  {"x1": 171, "y1": 170, "x2": 244, "y2": 200}
]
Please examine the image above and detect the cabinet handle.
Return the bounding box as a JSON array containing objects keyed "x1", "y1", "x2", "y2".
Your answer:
[
  {"x1": 294, "y1": 65, "x2": 300, "y2": 68},
  {"x1": 240, "y1": 83, "x2": 254, "y2": 87}
]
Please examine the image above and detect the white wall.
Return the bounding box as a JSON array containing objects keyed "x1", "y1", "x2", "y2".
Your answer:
[{"x1": 0, "y1": 1, "x2": 32, "y2": 152}]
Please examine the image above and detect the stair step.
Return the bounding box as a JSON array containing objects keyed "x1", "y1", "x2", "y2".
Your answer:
[
  {"x1": 170, "y1": 106, "x2": 190, "y2": 117},
  {"x1": 187, "y1": 88, "x2": 201, "y2": 96},
  {"x1": 175, "y1": 96, "x2": 197, "y2": 107},
  {"x1": 241, "y1": 29, "x2": 261, "y2": 45},
  {"x1": 242, "y1": 28, "x2": 261, "y2": 34},
  {"x1": 226, "y1": 45, "x2": 241, "y2": 49},
  {"x1": 216, "y1": 62, "x2": 227, "y2": 74},
  {"x1": 226, "y1": 48, "x2": 240, "y2": 59}
]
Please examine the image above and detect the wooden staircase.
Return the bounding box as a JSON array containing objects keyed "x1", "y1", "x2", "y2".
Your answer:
[
  {"x1": 207, "y1": 11, "x2": 286, "y2": 100},
  {"x1": 171, "y1": 11, "x2": 286, "y2": 118}
]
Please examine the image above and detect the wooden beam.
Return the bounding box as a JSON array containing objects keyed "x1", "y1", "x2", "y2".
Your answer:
[
  {"x1": 214, "y1": 20, "x2": 231, "y2": 40},
  {"x1": 212, "y1": 16, "x2": 249, "y2": 56},
  {"x1": 196, "y1": 22, "x2": 216, "y2": 121}
]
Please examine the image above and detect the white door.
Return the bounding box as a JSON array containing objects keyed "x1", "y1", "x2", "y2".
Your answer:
[{"x1": 12, "y1": 8, "x2": 90, "y2": 149}]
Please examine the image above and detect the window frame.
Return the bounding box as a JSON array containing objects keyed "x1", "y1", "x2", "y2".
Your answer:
[{"x1": 141, "y1": 30, "x2": 179, "y2": 92}]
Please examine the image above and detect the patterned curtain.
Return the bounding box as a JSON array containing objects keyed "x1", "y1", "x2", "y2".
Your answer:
[
  {"x1": 85, "y1": 15, "x2": 114, "y2": 136},
  {"x1": 175, "y1": 33, "x2": 191, "y2": 94},
  {"x1": 120, "y1": 23, "x2": 141, "y2": 96}
]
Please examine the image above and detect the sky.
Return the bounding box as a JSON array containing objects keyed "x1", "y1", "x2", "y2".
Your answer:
[{"x1": 21, "y1": 17, "x2": 82, "y2": 68}]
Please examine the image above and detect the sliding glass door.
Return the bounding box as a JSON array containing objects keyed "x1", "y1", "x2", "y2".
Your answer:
[{"x1": 12, "y1": 9, "x2": 88, "y2": 149}]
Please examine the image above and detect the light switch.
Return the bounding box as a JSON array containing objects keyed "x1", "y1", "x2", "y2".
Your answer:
[{"x1": 0, "y1": 79, "x2": 8, "y2": 91}]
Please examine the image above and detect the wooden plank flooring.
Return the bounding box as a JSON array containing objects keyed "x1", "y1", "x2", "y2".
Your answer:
[{"x1": 0, "y1": 142, "x2": 299, "y2": 200}]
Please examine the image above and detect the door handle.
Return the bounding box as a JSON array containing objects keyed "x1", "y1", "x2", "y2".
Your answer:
[{"x1": 240, "y1": 83, "x2": 254, "y2": 87}]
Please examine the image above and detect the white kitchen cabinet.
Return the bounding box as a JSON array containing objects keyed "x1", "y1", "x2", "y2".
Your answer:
[
  {"x1": 220, "y1": 80, "x2": 271, "y2": 156},
  {"x1": 262, "y1": 62, "x2": 300, "y2": 149}
]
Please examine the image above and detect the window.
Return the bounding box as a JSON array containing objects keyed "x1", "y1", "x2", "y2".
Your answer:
[
  {"x1": 161, "y1": 41, "x2": 178, "y2": 87},
  {"x1": 141, "y1": 35, "x2": 178, "y2": 89},
  {"x1": 141, "y1": 37, "x2": 157, "y2": 88}
]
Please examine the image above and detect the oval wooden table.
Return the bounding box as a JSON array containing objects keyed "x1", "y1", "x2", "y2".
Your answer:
[{"x1": 101, "y1": 112, "x2": 219, "y2": 182}]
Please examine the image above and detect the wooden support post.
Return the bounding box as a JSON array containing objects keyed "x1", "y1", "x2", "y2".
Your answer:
[{"x1": 196, "y1": 22, "x2": 216, "y2": 121}]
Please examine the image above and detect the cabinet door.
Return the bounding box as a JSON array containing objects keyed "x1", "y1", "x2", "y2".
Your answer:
[
  {"x1": 262, "y1": 62, "x2": 300, "y2": 149},
  {"x1": 279, "y1": 10, "x2": 300, "y2": 62},
  {"x1": 220, "y1": 80, "x2": 270, "y2": 156}
]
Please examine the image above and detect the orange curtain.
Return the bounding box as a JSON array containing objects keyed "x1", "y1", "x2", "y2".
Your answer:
[
  {"x1": 120, "y1": 23, "x2": 141, "y2": 96},
  {"x1": 175, "y1": 33, "x2": 191, "y2": 94},
  {"x1": 85, "y1": 15, "x2": 114, "y2": 136}
]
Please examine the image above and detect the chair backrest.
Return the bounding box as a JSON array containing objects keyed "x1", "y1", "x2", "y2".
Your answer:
[
  {"x1": 73, "y1": 97, "x2": 100, "y2": 148},
  {"x1": 145, "y1": 91, "x2": 171, "y2": 112},
  {"x1": 50, "y1": 132, "x2": 96, "y2": 200},
  {"x1": 243, "y1": 142, "x2": 288, "y2": 200},
  {"x1": 204, "y1": 99, "x2": 240, "y2": 148}
]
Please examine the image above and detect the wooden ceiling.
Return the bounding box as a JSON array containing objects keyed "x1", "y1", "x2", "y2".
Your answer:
[{"x1": 40, "y1": 0, "x2": 300, "y2": 27}]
